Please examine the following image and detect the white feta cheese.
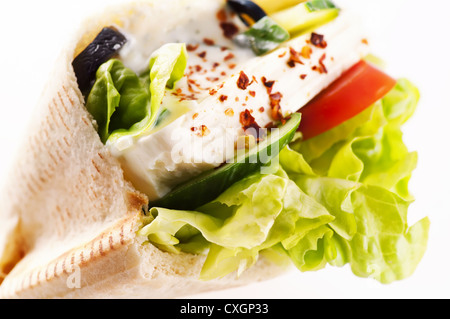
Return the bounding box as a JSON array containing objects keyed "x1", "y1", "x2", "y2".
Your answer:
[{"x1": 111, "y1": 4, "x2": 370, "y2": 200}]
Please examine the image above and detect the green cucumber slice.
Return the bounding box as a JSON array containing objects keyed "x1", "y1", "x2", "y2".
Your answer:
[
  {"x1": 149, "y1": 113, "x2": 301, "y2": 210},
  {"x1": 271, "y1": 0, "x2": 340, "y2": 35}
]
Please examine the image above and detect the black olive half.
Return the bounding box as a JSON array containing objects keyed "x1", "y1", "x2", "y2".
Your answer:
[
  {"x1": 72, "y1": 27, "x2": 127, "y2": 96},
  {"x1": 227, "y1": 0, "x2": 267, "y2": 26}
]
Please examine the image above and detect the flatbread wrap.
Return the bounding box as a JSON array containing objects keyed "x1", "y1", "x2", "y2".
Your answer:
[{"x1": 0, "y1": 0, "x2": 429, "y2": 299}]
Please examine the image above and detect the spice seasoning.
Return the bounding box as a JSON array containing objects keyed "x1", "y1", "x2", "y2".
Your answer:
[
  {"x1": 237, "y1": 71, "x2": 250, "y2": 90},
  {"x1": 261, "y1": 77, "x2": 275, "y2": 94},
  {"x1": 310, "y1": 33, "x2": 327, "y2": 49},
  {"x1": 287, "y1": 47, "x2": 304, "y2": 68},
  {"x1": 220, "y1": 22, "x2": 239, "y2": 39},
  {"x1": 269, "y1": 92, "x2": 284, "y2": 122}
]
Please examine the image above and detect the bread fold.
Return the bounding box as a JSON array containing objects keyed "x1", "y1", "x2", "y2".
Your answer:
[{"x1": 0, "y1": 0, "x2": 285, "y2": 299}]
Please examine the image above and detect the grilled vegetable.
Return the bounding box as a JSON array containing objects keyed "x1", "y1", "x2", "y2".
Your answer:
[
  {"x1": 253, "y1": 0, "x2": 305, "y2": 14},
  {"x1": 272, "y1": 0, "x2": 339, "y2": 35}
]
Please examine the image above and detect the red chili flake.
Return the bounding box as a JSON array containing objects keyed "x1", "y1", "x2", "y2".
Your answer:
[
  {"x1": 225, "y1": 108, "x2": 234, "y2": 117},
  {"x1": 300, "y1": 74, "x2": 307, "y2": 80},
  {"x1": 287, "y1": 47, "x2": 304, "y2": 68},
  {"x1": 207, "y1": 77, "x2": 220, "y2": 82},
  {"x1": 179, "y1": 93, "x2": 197, "y2": 102},
  {"x1": 221, "y1": 46, "x2": 228, "y2": 51},
  {"x1": 224, "y1": 52, "x2": 235, "y2": 61},
  {"x1": 249, "y1": 91, "x2": 256, "y2": 98},
  {"x1": 191, "y1": 127, "x2": 197, "y2": 132},
  {"x1": 310, "y1": 33, "x2": 327, "y2": 49},
  {"x1": 278, "y1": 51, "x2": 287, "y2": 58},
  {"x1": 198, "y1": 51, "x2": 207, "y2": 59},
  {"x1": 203, "y1": 38, "x2": 215, "y2": 46},
  {"x1": 197, "y1": 125, "x2": 210, "y2": 137},
  {"x1": 252, "y1": 75, "x2": 258, "y2": 84},
  {"x1": 212, "y1": 62, "x2": 220, "y2": 69},
  {"x1": 237, "y1": 71, "x2": 250, "y2": 90},
  {"x1": 219, "y1": 95, "x2": 228, "y2": 102},
  {"x1": 187, "y1": 82, "x2": 199, "y2": 94},
  {"x1": 300, "y1": 46, "x2": 313, "y2": 59},
  {"x1": 195, "y1": 65, "x2": 202, "y2": 72},
  {"x1": 259, "y1": 107, "x2": 265, "y2": 113},
  {"x1": 220, "y1": 22, "x2": 239, "y2": 39},
  {"x1": 269, "y1": 92, "x2": 284, "y2": 122},
  {"x1": 287, "y1": 60, "x2": 296, "y2": 68},
  {"x1": 221, "y1": 71, "x2": 227, "y2": 76},
  {"x1": 228, "y1": 63, "x2": 237, "y2": 69},
  {"x1": 216, "y1": 9, "x2": 228, "y2": 22},
  {"x1": 186, "y1": 44, "x2": 199, "y2": 51},
  {"x1": 319, "y1": 53, "x2": 328, "y2": 74},
  {"x1": 209, "y1": 88, "x2": 218, "y2": 95},
  {"x1": 261, "y1": 77, "x2": 275, "y2": 94},
  {"x1": 265, "y1": 122, "x2": 277, "y2": 129},
  {"x1": 239, "y1": 109, "x2": 264, "y2": 140},
  {"x1": 362, "y1": 38, "x2": 369, "y2": 45},
  {"x1": 240, "y1": 109, "x2": 256, "y2": 128},
  {"x1": 235, "y1": 96, "x2": 240, "y2": 102},
  {"x1": 192, "y1": 113, "x2": 199, "y2": 120}
]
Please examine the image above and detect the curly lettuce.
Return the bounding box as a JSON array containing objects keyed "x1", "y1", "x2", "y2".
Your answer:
[{"x1": 140, "y1": 78, "x2": 429, "y2": 284}]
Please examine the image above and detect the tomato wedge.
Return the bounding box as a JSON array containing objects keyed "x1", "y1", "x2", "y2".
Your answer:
[{"x1": 298, "y1": 60, "x2": 397, "y2": 140}]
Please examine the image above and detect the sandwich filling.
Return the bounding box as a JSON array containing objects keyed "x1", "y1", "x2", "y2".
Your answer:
[{"x1": 73, "y1": 0, "x2": 429, "y2": 283}]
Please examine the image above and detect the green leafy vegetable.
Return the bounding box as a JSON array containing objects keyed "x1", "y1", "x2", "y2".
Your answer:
[
  {"x1": 141, "y1": 78, "x2": 429, "y2": 284},
  {"x1": 305, "y1": 0, "x2": 337, "y2": 12},
  {"x1": 85, "y1": 59, "x2": 149, "y2": 143},
  {"x1": 239, "y1": 16, "x2": 290, "y2": 55},
  {"x1": 85, "y1": 43, "x2": 188, "y2": 145},
  {"x1": 140, "y1": 170, "x2": 334, "y2": 280}
]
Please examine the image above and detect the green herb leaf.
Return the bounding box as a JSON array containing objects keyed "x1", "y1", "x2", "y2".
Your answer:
[
  {"x1": 241, "y1": 16, "x2": 290, "y2": 55},
  {"x1": 305, "y1": 0, "x2": 337, "y2": 12}
]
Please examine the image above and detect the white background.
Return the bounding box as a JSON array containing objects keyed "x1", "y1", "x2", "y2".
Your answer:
[{"x1": 0, "y1": 0, "x2": 449, "y2": 299}]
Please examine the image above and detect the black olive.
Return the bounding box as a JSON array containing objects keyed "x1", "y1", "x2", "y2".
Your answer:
[
  {"x1": 72, "y1": 27, "x2": 127, "y2": 96},
  {"x1": 227, "y1": 0, "x2": 267, "y2": 26}
]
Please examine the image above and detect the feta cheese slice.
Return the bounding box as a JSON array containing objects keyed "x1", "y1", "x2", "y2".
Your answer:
[{"x1": 111, "y1": 11, "x2": 370, "y2": 200}]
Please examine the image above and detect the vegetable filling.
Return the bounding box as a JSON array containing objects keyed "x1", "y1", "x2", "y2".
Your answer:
[{"x1": 72, "y1": 0, "x2": 429, "y2": 283}]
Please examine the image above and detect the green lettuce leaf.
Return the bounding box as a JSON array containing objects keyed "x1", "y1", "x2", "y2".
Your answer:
[
  {"x1": 289, "y1": 175, "x2": 430, "y2": 283},
  {"x1": 85, "y1": 43, "x2": 188, "y2": 144},
  {"x1": 281, "y1": 78, "x2": 429, "y2": 283},
  {"x1": 140, "y1": 78, "x2": 429, "y2": 284},
  {"x1": 139, "y1": 171, "x2": 334, "y2": 280}
]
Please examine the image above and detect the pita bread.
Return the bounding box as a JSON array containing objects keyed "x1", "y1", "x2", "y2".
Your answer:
[{"x1": 0, "y1": 0, "x2": 287, "y2": 299}]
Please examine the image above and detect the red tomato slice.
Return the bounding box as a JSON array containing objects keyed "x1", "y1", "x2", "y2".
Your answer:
[{"x1": 298, "y1": 60, "x2": 397, "y2": 141}]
